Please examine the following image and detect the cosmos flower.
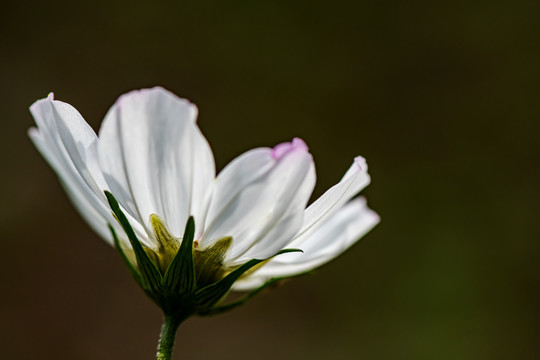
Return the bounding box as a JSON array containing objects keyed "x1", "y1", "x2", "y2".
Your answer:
[{"x1": 28, "y1": 87, "x2": 379, "y2": 299}]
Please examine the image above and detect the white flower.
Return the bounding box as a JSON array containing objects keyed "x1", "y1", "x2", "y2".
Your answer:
[{"x1": 28, "y1": 87, "x2": 379, "y2": 292}]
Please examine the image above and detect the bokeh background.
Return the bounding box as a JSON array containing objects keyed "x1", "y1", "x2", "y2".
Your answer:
[{"x1": 1, "y1": 1, "x2": 539, "y2": 359}]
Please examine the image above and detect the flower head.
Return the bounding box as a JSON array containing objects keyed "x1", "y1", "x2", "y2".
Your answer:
[{"x1": 29, "y1": 87, "x2": 379, "y2": 315}]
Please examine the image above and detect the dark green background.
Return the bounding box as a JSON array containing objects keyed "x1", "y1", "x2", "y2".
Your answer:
[{"x1": 2, "y1": 1, "x2": 539, "y2": 359}]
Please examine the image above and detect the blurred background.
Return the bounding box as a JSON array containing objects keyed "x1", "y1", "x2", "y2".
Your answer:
[{"x1": 1, "y1": 0, "x2": 539, "y2": 359}]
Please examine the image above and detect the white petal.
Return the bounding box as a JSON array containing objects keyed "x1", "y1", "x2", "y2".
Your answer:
[
  {"x1": 98, "y1": 87, "x2": 215, "y2": 239},
  {"x1": 289, "y1": 156, "x2": 371, "y2": 247},
  {"x1": 29, "y1": 97, "x2": 147, "y2": 248},
  {"x1": 201, "y1": 138, "x2": 316, "y2": 264},
  {"x1": 230, "y1": 276, "x2": 267, "y2": 292},
  {"x1": 48, "y1": 97, "x2": 111, "y2": 197},
  {"x1": 61, "y1": 177, "x2": 116, "y2": 245},
  {"x1": 29, "y1": 97, "x2": 112, "y2": 224},
  {"x1": 29, "y1": 121, "x2": 116, "y2": 245},
  {"x1": 233, "y1": 197, "x2": 379, "y2": 290}
]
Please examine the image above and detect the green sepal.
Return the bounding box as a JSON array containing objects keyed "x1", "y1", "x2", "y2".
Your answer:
[
  {"x1": 198, "y1": 277, "x2": 282, "y2": 316},
  {"x1": 163, "y1": 217, "x2": 196, "y2": 294},
  {"x1": 104, "y1": 191, "x2": 306, "y2": 318},
  {"x1": 194, "y1": 248, "x2": 302, "y2": 309},
  {"x1": 193, "y1": 236, "x2": 232, "y2": 287},
  {"x1": 109, "y1": 224, "x2": 142, "y2": 287},
  {"x1": 105, "y1": 191, "x2": 163, "y2": 293}
]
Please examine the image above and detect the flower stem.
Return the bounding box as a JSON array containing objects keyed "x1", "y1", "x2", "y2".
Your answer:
[{"x1": 156, "y1": 314, "x2": 183, "y2": 360}]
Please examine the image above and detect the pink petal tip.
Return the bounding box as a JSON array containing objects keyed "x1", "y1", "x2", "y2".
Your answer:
[
  {"x1": 353, "y1": 156, "x2": 367, "y2": 170},
  {"x1": 271, "y1": 137, "x2": 309, "y2": 160}
]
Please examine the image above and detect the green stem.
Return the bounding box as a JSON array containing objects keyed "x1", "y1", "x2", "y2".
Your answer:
[{"x1": 156, "y1": 314, "x2": 183, "y2": 360}]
